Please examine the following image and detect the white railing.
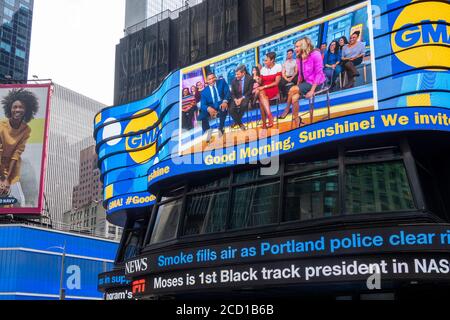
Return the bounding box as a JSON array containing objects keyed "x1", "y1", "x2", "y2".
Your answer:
[{"x1": 125, "y1": 0, "x2": 204, "y2": 35}]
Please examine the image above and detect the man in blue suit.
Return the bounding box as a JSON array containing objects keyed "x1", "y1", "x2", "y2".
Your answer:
[{"x1": 199, "y1": 72, "x2": 231, "y2": 141}]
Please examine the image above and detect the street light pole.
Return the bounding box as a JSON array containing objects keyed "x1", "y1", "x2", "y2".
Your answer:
[
  {"x1": 59, "y1": 242, "x2": 66, "y2": 300},
  {"x1": 48, "y1": 243, "x2": 66, "y2": 300}
]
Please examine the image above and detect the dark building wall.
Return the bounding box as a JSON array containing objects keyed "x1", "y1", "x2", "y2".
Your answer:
[{"x1": 114, "y1": 0, "x2": 360, "y2": 105}]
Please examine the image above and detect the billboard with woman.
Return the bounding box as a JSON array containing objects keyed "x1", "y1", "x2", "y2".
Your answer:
[{"x1": 0, "y1": 84, "x2": 51, "y2": 216}]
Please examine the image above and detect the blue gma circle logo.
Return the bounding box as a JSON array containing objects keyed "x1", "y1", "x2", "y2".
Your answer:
[
  {"x1": 125, "y1": 109, "x2": 160, "y2": 164},
  {"x1": 391, "y1": 0, "x2": 449, "y2": 70}
]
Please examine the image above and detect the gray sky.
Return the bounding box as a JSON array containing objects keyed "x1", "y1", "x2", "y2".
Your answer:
[{"x1": 29, "y1": 0, "x2": 126, "y2": 106}]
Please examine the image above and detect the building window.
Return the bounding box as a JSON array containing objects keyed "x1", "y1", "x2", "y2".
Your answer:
[
  {"x1": 120, "y1": 218, "x2": 148, "y2": 261},
  {"x1": 307, "y1": 0, "x2": 324, "y2": 17},
  {"x1": 146, "y1": 144, "x2": 423, "y2": 247},
  {"x1": 264, "y1": 0, "x2": 285, "y2": 34},
  {"x1": 345, "y1": 161, "x2": 415, "y2": 214},
  {"x1": 230, "y1": 180, "x2": 280, "y2": 230},
  {"x1": 238, "y1": 0, "x2": 264, "y2": 43},
  {"x1": 285, "y1": 0, "x2": 307, "y2": 26},
  {"x1": 15, "y1": 48, "x2": 25, "y2": 59},
  {"x1": 1, "y1": 42, "x2": 11, "y2": 53},
  {"x1": 4, "y1": 7, "x2": 14, "y2": 18},
  {"x1": 183, "y1": 190, "x2": 229, "y2": 236},
  {"x1": 150, "y1": 198, "x2": 183, "y2": 244},
  {"x1": 284, "y1": 169, "x2": 339, "y2": 222},
  {"x1": 19, "y1": 3, "x2": 30, "y2": 11}
]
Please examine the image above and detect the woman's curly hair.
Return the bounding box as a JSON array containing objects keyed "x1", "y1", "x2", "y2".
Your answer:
[{"x1": 1, "y1": 88, "x2": 39, "y2": 123}]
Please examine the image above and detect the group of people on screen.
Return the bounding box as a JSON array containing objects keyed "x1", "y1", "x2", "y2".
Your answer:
[{"x1": 182, "y1": 31, "x2": 367, "y2": 140}]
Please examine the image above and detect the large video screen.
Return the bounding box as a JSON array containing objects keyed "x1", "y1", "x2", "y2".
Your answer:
[
  {"x1": 179, "y1": 2, "x2": 375, "y2": 155},
  {"x1": 0, "y1": 84, "x2": 51, "y2": 216}
]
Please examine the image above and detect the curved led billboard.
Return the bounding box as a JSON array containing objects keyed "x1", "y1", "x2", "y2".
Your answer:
[{"x1": 94, "y1": 0, "x2": 450, "y2": 226}]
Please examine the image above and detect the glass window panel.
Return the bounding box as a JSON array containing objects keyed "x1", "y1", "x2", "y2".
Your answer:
[
  {"x1": 176, "y1": 9, "x2": 191, "y2": 67},
  {"x1": 230, "y1": 181, "x2": 280, "y2": 229},
  {"x1": 183, "y1": 190, "x2": 229, "y2": 236},
  {"x1": 286, "y1": 157, "x2": 338, "y2": 173},
  {"x1": 207, "y1": 0, "x2": 225, "y2": 55},
  {"x1": 233, "y1": 167, "x2": 279, "y2": 184},
  {"x1": 345, "y1": 147, "x2": 402, "y2": 163},
  {"x1": 264, "y1": 0, "x2": 285, "y2": 34},
  {"x1": 0, "y1": 42, "x2": 11, "y2": 52},
  {"x1": 143, "y1": 23, "x2": 159, "y2": 96},
  {"x1": 190, "y1": 3, "x2": 207, "y2": 63},
  {"x1": 160, "y1": 185, "x2": 185, "y2": 202},
  {"x1": 285, "y1": 0, "x2": 307, "y2": 26},
  {"x1": 285, "y1": 169, "x2": 339, "y2": 221},
  {"x1": 15, "y1": 48, "x2": 25, "y2": 59},
  {"x1": 325, "y1": 0, "x2": 355, "y2": 11},
  {"x1": 122, "y1": 230, "x2": 141, "y2": 260},
  {"x1": 239, "y1": 0, "x2": 264, "y2": 43},
  {"x1": 158, "y1": 18, "x2": 170, "y2": 83},
  {"x1": 307, "y1": 0, "x2": 323, "y2": 17},
  {"x1": 345, "y1": 162, "x2": 416, "y2": 214},
  {"x1": 224, "y1": 0, "x2": 239, "y2": 49},
  {"x1": 4, "y1": 7, "x2": 14, "y2": 17},
  {"x1": 190, "y1": 176, "x2": 229, "y2": 193},
  {"x1": 150, "y1": 199, "x2": 182, "y2": 244}
]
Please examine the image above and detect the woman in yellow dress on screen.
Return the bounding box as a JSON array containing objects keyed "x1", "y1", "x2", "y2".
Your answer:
[{"x1": 0, "y1": 89, "x2": 39, "y2": 207}]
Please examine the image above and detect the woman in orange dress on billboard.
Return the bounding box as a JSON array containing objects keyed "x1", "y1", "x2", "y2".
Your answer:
[{"x1": 0, "y1": 89, "x2": 39, "y2": 206}]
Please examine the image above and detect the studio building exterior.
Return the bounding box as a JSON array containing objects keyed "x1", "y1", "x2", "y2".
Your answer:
[{"x1": 97, "y1": 0, "x2": 450, "y2": 300}]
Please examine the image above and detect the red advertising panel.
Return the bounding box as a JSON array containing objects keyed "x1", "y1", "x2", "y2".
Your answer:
[{"x1": 0, "y1": 84, "x2": 51, "y2": 216}]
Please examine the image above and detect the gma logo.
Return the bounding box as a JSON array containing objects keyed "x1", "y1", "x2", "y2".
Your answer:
[
  {"x1": 127, "y1": 130, "x2": 159, "y2": 149},
  {"x1": 395, "y1": 21, "x2": 448, "y2": 48},
  {"x1": 125, "y1": 109, "x2": 160, "y2": 164},
  {"x1": 391, "y1": 1, "x2": 449, "y2": 70}
]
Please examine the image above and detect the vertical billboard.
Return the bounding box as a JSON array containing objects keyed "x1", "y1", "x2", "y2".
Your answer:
[{"x1": 0, "y1": 84, "x2": 51, "y2": 216}]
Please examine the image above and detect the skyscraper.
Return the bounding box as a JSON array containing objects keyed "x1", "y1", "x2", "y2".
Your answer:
[
  {"x1": 0, "y1": 0, "x2": 33, "y2": 81},
  {"x1": 64, "y1": 145, "x2": 122, "y2": 241},
  {"x1": 44, "y1": 83, "x2": 106, "y2": 226}
]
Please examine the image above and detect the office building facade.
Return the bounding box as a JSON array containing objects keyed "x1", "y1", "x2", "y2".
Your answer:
[
  {"x1": 125, "y1": 0, "x2": 203, "y2": 32},
  {"x1": 64, "y1": 203, "x2": 122, "y2": 241},
  {"x1": 44, "y1": 84, "x2": 106, "y2": 227},
  {"x1": 64, "y1": 145, "x2": 122, "y2": 241},
  {"x1": 72, "y1": 146, "x2": 102, "y2": 210},
  {"x1": 0, "y1": 0, "x2": 33, "y2": 81}
]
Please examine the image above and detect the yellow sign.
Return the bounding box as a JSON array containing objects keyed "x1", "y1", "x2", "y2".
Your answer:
[
  {"x1": 391, "y1": 1, "x2": 449, "y2": 70},
  {"x1": 125, "y1": 109, "x2": 159, "y2": 164}
]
